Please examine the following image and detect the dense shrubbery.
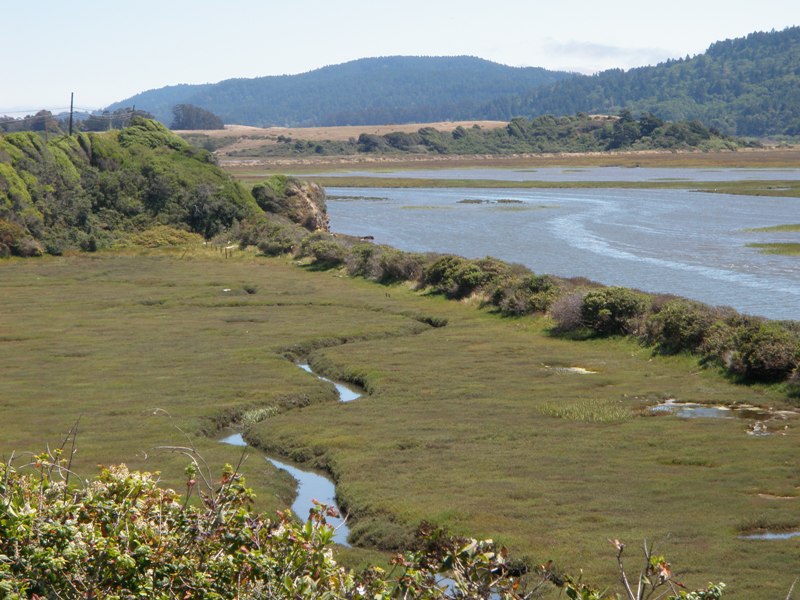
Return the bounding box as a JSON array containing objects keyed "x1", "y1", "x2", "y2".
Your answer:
[
  {"x1": 0, "y1": 452, "x2": 725, "y2": 599},
  {"x1": 237, "y1": 217, "x2": 799, "y2": 387},
  {"x1": 0, "y1": 119, "x2": 259, "y2": 254}
]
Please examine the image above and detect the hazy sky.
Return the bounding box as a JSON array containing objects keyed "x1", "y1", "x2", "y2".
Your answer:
[{"x1": 2, "y1": 0, "x2": 798, "y2": 113}]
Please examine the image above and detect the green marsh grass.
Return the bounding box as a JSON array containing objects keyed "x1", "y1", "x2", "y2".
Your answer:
[
  {"x1": 747, "y1": 242, "x2": 800, "y2": 255},
  {"x1": 744, "y1": 223, "x2": 800, "y2": 233},
  {"x1": 303, "y1": 175, "x2": 800, "y2": 198},
  {"x1": 538, "y1": 397, "x2": 633, "y2": 422},
  {"x1": 2, "y1": 250, "x2": 798, "y2": 597}
]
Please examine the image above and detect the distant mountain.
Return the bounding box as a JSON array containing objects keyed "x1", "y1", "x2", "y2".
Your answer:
[
  {"x1": 483, "y1": 27, "x2": 800, "y2": 136},
  {"x1": 105, "y1": 56, "x2": 573, "y2": 127}
]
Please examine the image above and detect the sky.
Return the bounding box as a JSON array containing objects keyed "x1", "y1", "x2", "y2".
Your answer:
[{"x1": 2, "y1": 0, "x2": 798, "y2": 114}]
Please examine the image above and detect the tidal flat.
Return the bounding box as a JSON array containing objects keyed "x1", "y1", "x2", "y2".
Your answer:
[{"x1": 1, "y1": 249, "x2": 798, "y2": 598}]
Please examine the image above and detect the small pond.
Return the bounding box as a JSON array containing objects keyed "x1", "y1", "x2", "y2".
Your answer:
[{"x1": 652, "y1": 400, "x2": 777, "y2": 420}]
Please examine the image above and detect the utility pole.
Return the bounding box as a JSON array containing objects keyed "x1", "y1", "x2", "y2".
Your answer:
[{"x1": 68, "y1": 92, "x2": 74, "y2": 136}]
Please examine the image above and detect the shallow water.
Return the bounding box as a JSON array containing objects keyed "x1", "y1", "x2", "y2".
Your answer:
[
  {"x1": 327, "y1": 186, "x2": 800, "y2": 320},
  {"x1": 321, "y1": 166, "x2": 800, "y2": 183},
  {"x1": 739, "y1": 531, "x2": 800, "y2": 540},
  {"x1": 651, "y1": 400, "x2": 776, "y2": 421},
  {"x1": 220, "y1": 433, "x2": 350, "y2": 546},
  {"x1": 298, "y1": 362, "x2": 361, "y2": 402}
]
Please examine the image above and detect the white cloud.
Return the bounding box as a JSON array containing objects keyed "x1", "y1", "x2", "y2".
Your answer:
[{"x1": 541, "y1": 39, "x2": 678, "y2": 74}]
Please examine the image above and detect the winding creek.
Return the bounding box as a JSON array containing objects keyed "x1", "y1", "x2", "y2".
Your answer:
[
  {"x1": 220, "y1": 432, "x2": 351, "y2": 546},
  {"x1": 220, "y1": 361, "x2": 363, "y2": 546},
  {"x1": 323, "y1": 171, "x2": 800, "y2": 321}
]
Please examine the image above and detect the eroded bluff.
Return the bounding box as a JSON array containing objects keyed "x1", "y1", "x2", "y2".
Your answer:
[{"x1": 252, "y1": 177, "x2": 329, "y2": 232}]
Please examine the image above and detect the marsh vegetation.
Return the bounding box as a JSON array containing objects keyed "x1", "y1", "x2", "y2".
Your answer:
[{"x1": 1, "y1": 248, "x2": 797, "y2": 597}]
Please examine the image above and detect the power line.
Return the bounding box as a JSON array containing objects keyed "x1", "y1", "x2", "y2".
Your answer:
[{"x1": 0, "y1": 108, "x2": 147, "y2": 127}]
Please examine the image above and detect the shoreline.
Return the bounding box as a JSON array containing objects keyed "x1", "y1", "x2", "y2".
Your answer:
[{"x1": 220, "y1": 146, "x2": 800, "y2": 174}]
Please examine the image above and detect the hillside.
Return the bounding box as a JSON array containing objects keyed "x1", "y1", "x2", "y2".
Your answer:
[
  {"x1": 105, "y1": 56, "x2": 572, "y2": 127},
  {"x1": 483, "y1": 27, "x2": 800, "y2": 136},
  {"x1": 211, "y1": 112, "x2": 741, "y2": 159},
  {"x1": 0, "y1": 119, "x2": 258, "y2": 255}
]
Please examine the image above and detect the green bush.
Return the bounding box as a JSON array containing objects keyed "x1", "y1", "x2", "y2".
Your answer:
[
  {"x1": 376, "y1": 248, "x2": 425, "y2": 283},
  {"x1": 728, "y1": 321, "x2": 799, "y2": 382},
  {"x1": 581, "y1": 287, "x2": 650, "y2": 336},
  {"x1": 647, "y1": 299, "x2": 714, "y2": 354},
  {"x1": 699, "y1": 317, "x2": 800, "y2": 382},
  {"x1": 491, "y1": 274, "x2": 559, "y2": 316},
  {"x1": 345, "y1": 242, "x2": 380, "y2": 277},
  {"x1": 128, "y1": 225, "x2": 203, "y2": 248},
  {"x1": 423, "y1": 255, "x2": 510, "y2": 299},
  {"x1": 302, "y1": 237, "x2": 349, "y2": 267},
  {"x1": 0, "y1": 454, "x2": 722, "y2": 599}
]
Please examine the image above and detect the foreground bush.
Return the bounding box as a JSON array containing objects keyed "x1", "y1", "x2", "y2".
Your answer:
[{"x1": 0, "y1": 452, "x2": 724, "y2": 599}]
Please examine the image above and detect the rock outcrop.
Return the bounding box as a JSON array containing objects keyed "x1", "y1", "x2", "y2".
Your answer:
[{"x1": 251, "y1": 176, "x2": 329, "y2": 232}]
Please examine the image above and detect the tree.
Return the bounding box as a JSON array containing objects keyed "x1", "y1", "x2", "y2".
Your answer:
[{"x1": 171, "y1": 104, "x2": 224, "y2": 130}]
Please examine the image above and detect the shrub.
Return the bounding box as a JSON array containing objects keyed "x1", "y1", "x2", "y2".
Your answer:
[
  {"x1": 345, "y1": 242, "x2": 380, "y2": 277},
  {"x1": 728, "y1": 321, "x2": 799, "y2": 382},
  {"x1": 0, "y1": 452, "x2": 726, "y2": 599},
  {"x1": 423, "y1": 255, "x2": 510, "y2": 299},
  {"x1": 0, "y1": 219, "x2": 41, "y2": 257},
  {"x1": 550, "y1": 290, "x2": 587, "y2": 332},
  {"x1": 581, "y1": 287, "x2": 650, "y2": 336},
  {"x1": 128, "y1": 225, "x2": 203, "y2": 248},
  {"x1": 699, "y1": 316, "x2": 800, "y2": 382},
  {"x1": 302, "y1": 238, "x2": 348, "y2": 267},
  {"x1": 15, "y1": 236, "x2": 43, "y2": 257},
  {"x1": 492, "y1": 274, "x2": 559, "y2": 316},
  {"x1": 376, "y1": 248, "x2": 425, "y2": 283},
  {"x1": 239, "y1": 215, "x2": 305, "y2": 256},
  {"x1": 647, "y1": 299, "x2": 714, "y2": 354}
]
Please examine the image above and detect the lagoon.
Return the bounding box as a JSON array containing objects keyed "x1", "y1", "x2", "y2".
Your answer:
[{"x1": 327, "y1": 186, "x2": 799, "y2": 321}]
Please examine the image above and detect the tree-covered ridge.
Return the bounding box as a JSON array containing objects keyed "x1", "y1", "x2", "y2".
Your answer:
[
  {"x1": 106, "y1": 56, "x2": 573, "y2": 127},
  {"x1": 227, "y1": 112, "x2": 741, "y2": 158},
  {"x1": 0, "y1": 119, "x2": 259, "y2": 256},
  {"x1": 483, "y1": 27, "x2": 800, "y2": 136}
]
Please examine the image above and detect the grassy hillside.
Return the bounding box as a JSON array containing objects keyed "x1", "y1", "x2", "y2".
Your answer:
[
  {"x1": 484, "y1": 27, "x2": 800, "y2": 136},
  {"x1": 0, "y1": 118, "x2": 258, "y2": 256},
  {"x1": 106, "y1": 56, "x2": 572, "y2": 127}
]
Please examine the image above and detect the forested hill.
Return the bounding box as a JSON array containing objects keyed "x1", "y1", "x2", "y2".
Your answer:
[
  {"x1": 482, "y1": 27, "x2": 800, "y2": 136},
  {"x1": 105, "y1": 56, "x2": 572, "y2": 127}
]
